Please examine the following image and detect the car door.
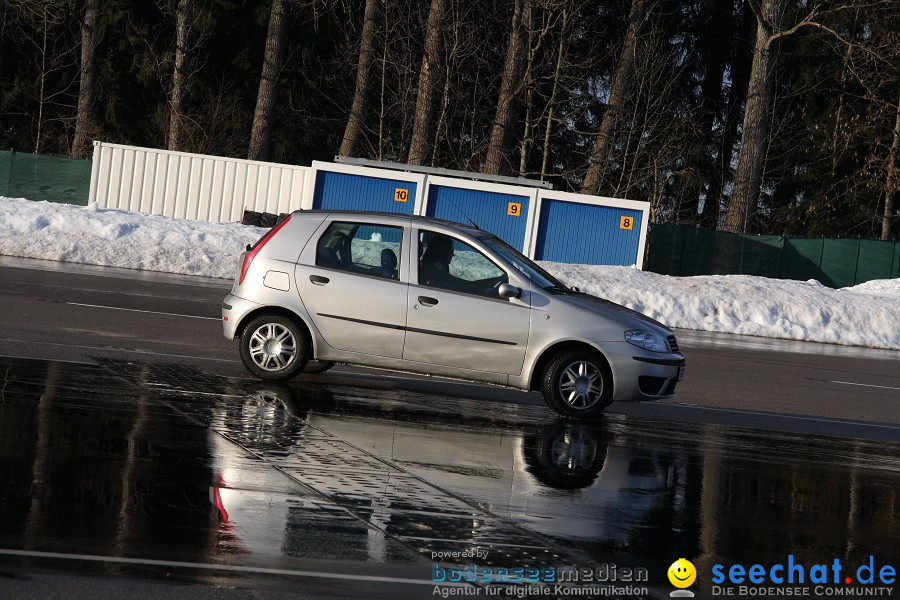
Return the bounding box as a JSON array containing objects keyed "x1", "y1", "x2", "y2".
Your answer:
[
  {"x1": 403, "y1": 229, "x2": 530, "y2": 376},
  {"x1": 295, "y1": 218, "x2": 409, "y2": 359}
]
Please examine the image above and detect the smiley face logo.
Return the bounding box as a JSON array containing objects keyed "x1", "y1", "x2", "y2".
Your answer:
[{"x1": 668, "y1": 558, "x2": 696, "y2": 588}]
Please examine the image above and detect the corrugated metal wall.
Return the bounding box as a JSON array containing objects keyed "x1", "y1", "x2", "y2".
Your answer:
[
  {"x1": 312, "y1": 170, "x2": 417, "y2": 214},
  {"x1": 86, "y1": 143, "x2": 651, "y2": 268},
  {"x1": 425, "y1": 184, "x2": 531, "y2": 250},
  {"x1": 89, "y1": 142, "x2": 310, "y2": 222},
  {"x1": 534, "y1": 199, "x2": 644, "y2": 266}
]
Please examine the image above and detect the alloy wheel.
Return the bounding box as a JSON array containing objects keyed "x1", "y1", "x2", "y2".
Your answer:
[
  {"x1": 558, "y1": 360, "x2": 604, "y2": 409},
  {"x1": 248, "y1": 323, "x2": 297, "y2": 371}
]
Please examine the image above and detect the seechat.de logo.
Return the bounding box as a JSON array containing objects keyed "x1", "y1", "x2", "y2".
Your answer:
[{"x1": 668, "y1": 558, "x2": 697, "y2": 598}]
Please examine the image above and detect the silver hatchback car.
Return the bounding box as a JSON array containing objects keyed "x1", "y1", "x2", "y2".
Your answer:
[{"x1": 222, "y1": 211, "x2": 685, "y2": 418}]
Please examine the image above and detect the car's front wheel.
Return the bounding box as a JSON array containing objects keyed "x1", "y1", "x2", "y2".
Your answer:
[
  {"x1": 540, "y1": 350, "x2": 613, "y2": 419},
  {"x1": 239, "y1": 315, "x2": 308, "y2": 380}
]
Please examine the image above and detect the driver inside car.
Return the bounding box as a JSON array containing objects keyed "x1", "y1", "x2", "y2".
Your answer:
[{"x1": 419, "y1": 234, "x2": 506, "y2": 297}]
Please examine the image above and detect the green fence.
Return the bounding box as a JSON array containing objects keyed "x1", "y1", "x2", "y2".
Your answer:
[
  {"x1": 647, "y1": 224, "x2": 900, "y2": 288},
  {"x1": 0, "y1": 150, "x2": 92, "y2": 206},
  {"x1": 2, "y1": 149, "x2": 897, "y2": 289}
]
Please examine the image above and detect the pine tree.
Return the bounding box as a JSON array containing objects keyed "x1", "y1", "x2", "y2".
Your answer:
[{"x1": 248, "y1": 0, "x2": 287, "y2": 161}]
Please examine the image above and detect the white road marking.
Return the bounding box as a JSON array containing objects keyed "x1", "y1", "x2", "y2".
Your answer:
[
  {"x1": 0, "y1": 338, "x2": 239, "y2": 363},
  {"x1": 662, "y1": 403, "x2": 900, "y2": 430},
  {"x1": 65, "y1": 302, "x2": 219, "y2": 320},
  {"x1": 829, "y1": 381, "x2": 900, "y2": 391},
  {"x1": 0, "y1": 548, "x2": 467, "y2": 587},
  {"x1": 0, "y1": 352, "x2": 94, "y2": 366}
]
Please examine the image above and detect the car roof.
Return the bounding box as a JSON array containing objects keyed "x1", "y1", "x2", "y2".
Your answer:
[{"x1": 291, "y1": 209, "x2": 484, "y2": 236}]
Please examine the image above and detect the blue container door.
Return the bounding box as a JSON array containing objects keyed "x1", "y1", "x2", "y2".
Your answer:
[
  {"x1": 426, "y1": 186, "x2": 530, "y2": 250},
  {"x1": 313, "y1": 171, "x2": 417, "y2": 214},
  {"x1": 534, "y1": 200, "x2": 643, "y2": 265}
]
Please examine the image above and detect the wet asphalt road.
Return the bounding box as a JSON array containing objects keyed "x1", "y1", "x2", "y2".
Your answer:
[
  {"x1": 0, "y1": 257, "x2": 899, "y2": 599},
  {"x1": 1, "y1": 256, "x2": 899, "y2": 436}
]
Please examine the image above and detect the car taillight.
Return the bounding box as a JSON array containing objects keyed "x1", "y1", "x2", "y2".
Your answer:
[{"x1": 239, "y1": 215, "x2": 292, "y2": 284}]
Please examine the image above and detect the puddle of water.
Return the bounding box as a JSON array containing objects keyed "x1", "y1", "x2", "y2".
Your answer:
[
  {"x1": 1, "y1": 355, "x2": 898, "y2": 597},
  {"x1": 224, "y1": 377, "x2": 900, "y2": 581}
]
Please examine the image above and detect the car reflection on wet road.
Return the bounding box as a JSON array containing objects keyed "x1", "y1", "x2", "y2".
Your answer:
[{"x1": 0, "y1": 355, "x2": 898, "y2": 599}]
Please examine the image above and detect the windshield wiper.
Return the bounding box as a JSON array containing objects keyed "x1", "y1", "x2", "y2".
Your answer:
[
  {"x1": 543, "y1": 285, "x2": 570, "y2": 294},
  {"x1": 544, "y1": 284, "x2": 582, "y2": 295}
]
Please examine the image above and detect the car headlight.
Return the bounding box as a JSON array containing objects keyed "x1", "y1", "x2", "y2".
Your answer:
[{"x1": 624, "y1": 330, "x2": 668, "y2": 353}]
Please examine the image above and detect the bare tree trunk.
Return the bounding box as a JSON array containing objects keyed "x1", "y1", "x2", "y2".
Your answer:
[
  {"x1": 677, "y1": 0, "x2": 732, "y2": 224},
  {"x1": 431, "y1": 5, "x2": 460, "y2": 165},
  {"x1": 167, "y1": 0, "x2": 192, "y2": 151},
  {"x1": 0, "y1": 0, "x2": 6, "y2": 72},
  {"x1": 483, "y1": 0, "x2": 529, "y2": 175},
  {"x1": 431, "y1": 68, "x2": 451, "y2": 165},
  {"x1": 517, "y1": 6, "x2": 552, "y2": 178},
  {"x1": 882, "y1": 98, "x2": 900, "y2": 240},
  {"x1": 35, "y1": 3, "x2": 49, "y2": 154},
  {"x1": 613, "y1": 101, "x2": 641, "y2": 197},
  {"x1": 71, "y1": 0, "x2": 99, "y2": 158},
  {"x1": 248, "y1": 0, "x2": 287, "y2": 162},
  {"x1": 16, "y1": 0, "x2": 70, "y2": 154},
  {"x1": 518, "y1": 87, "x2": 533, "y2": 177},
  {"x1": 377, "y1": 2, "x2": 387, "y2": 160},
  {"x1": 721, "y1": 0, "x2": 784, "y2": 233},
  {"x1": 540, "y1": 5, "x2": 568, "y2": 180},
  {"x1": 377, "y1": 47, "x2": 385, "y2": 157},
  {"x1": 581, "y1": 0, "x2": 647, "y2": 195},
  {"x1": 829, "y1": 10, "x2": 859, "y2": 177},
  {"x1": 339, "y1": 0, "x2": 378, "y2": 158},
  {"x1": 518, "y1": 16, "x2": 536, "y2": 178},
  {"x1": 701, "y1": 1, "x2": 754, "y2": 229},
  {"x1": 407, "y1": 0, "x2": 447, "y2": 165}
]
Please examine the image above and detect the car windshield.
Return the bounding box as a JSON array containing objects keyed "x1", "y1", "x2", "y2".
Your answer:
[{"x1": 478, "y1": 235, "x2": 569, "y2": 292}]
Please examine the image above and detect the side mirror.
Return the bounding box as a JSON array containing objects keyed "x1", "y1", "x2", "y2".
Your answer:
[{"x1": 498, "y1": 283, "x2": 521, "y2": 299}]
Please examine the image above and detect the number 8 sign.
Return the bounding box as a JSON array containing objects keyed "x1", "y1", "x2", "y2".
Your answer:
[{"x1": 620, "y1": 216, "x2": 634, "y2": 230}]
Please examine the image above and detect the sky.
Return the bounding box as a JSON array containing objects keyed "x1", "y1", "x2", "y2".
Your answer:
[{"x1": 1, "y1": 197, "x2": 898, "y2": 351}]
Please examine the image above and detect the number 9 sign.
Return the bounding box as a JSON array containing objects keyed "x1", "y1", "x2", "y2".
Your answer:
[{"x1": 507, "y1": 202, "x2": 522, "y2": 217}]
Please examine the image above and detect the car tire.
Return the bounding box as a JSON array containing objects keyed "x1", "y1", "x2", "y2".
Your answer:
[
  {"x1": 239, "y1": 315, "x2": 309, "y2": 381},
  {"x1": 541, "y1": 350, "x2": 613, "y2": 419},
  {"x1": 301, "y1": 360, "x2": 335, "y2": 375}
]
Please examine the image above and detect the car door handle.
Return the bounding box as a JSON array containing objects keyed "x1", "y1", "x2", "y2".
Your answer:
[
  {"x1": 418, "y1": 296, "x2": 439, "y2": 307},
  {"x1": 309, "y1": 275, "x2": 330, "y2": 285}
]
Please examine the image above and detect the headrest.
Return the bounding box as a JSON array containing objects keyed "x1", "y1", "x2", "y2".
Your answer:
[{"x1": 381, "y1": 248, "x2": 398, "y2": 269}]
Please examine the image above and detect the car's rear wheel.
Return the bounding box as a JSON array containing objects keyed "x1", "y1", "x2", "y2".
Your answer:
[
  {"x1": 240, "y1": 315, "x2": 308, "y2": 380},
  {"x1": 541, "y1": 350, "x2": 613, "y2": 419}
]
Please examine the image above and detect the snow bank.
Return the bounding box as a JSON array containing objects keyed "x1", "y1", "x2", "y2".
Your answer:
[
  {"x1": 542, "y1": 262, "x2": 899, "y2": 350},
  {"x1": 0, "y1": 197, "x2": 264, "y2": 279},
  {"x1": 1, "y1": 197, "x2": 898, "y2": 350}
]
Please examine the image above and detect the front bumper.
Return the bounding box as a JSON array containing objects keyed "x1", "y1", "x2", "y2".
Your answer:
[
  {"x1": 605, "y1": 342, "x2": 685, "y2": 402},
  {"x1": 631, "y1": 354, "x2": 685, "y2": 399}
]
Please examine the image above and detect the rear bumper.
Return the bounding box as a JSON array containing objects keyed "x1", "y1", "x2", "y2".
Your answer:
[{"x1": 221, "y1": 293, "x2": 262, "y2": 340}]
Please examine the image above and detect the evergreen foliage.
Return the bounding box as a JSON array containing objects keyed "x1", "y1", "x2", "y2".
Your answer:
[{"x1": 0, "y1": 0, "x2": 896, "y2": 238}]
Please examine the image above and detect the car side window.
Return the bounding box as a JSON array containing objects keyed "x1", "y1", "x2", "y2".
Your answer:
[
  {"x1": 316, "y1": 221, "x2": 402, "y2": 280},
  {"x1": 418, "y1": 231, "x2": 507, "y2": 298}
]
